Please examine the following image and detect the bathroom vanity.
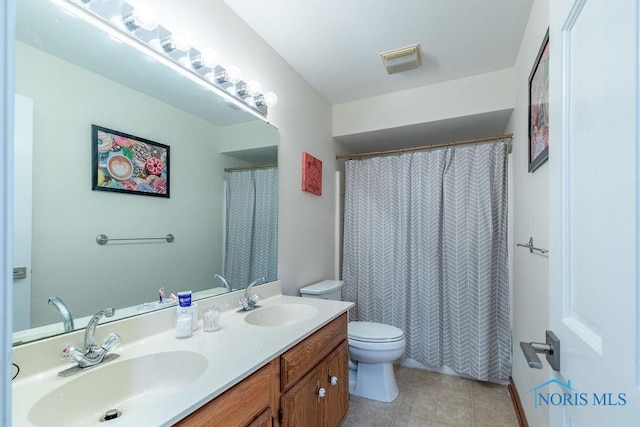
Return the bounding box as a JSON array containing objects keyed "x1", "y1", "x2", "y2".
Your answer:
[
  {"x1": 176, "y1": 314, "x2": 349, "y2": 426},
  {"x1": 11, "y1": 282, "x2": 353, "y2": 427}
]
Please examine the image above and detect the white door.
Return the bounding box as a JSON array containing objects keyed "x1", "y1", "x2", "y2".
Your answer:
[
  {"x1": 548, "y1": 0, "x2": 639, "y2": 425},
  {"x1": 12, "y1": 94, "x2": 33, "y2": 332}
]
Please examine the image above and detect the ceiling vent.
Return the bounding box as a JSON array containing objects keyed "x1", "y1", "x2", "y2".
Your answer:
[{"x1": 380, "y1": 43, "x2": 423, "y2": 75}]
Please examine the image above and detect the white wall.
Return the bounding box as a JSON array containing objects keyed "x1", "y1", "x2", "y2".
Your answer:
[
  {"x1": 505, "y1": 0, "x2": 550, "y2": 425},
  {"x1": 333, "y1": 68, "x2": 515, "y2": 138},
  {"x1": 138, "y1": 0, "x2": 340, "y2": 295},
  {"x1": 16, "y1": 42, "x2": 229, "y2": 326}
]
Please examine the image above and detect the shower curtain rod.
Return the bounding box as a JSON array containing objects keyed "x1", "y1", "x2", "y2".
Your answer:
[
  {"x1": 335, "y1": 133, "x2": 513, "y2": 160},
  {"x1": 224, "y1": 163, "x2": 277, "y2": 172}
]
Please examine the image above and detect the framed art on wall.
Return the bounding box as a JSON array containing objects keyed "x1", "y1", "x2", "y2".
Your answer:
[
  {"x1": 528, "y1": 29, "x2": 550, "y2": 173},
  {"x1": 92, "y1": 125, "x2": 170, "y2": 197},
  {"x1": 302, "y1": 152, "x2": 322, "y2": 195}
]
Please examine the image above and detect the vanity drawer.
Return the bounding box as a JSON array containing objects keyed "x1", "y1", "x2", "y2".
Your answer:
[
  {"x1": 175, "y1": 359, "x2": 278, "y2": 427},
  {"x1": 280, "y1": 313, "x2": 347, "y2": 391}
]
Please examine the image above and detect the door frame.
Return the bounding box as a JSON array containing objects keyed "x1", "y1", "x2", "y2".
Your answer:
[{"x1": 1, "y1": 0, "x2": 16, "y2": 424}]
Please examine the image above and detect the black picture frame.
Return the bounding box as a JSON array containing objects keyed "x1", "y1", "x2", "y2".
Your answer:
[
  {"x1": 92, "y1": 125, "x2": 170, "y2": 198},
  {"x1": 528, "y1": 29, "x2": 550, "y2": 173}
]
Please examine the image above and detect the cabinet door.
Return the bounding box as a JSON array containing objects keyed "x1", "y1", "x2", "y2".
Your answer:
[
  {"x1": 323, "y1": 341, "x2": 349, "y2": 427},
  {"x1": 174, "y1": 361, "x2": 275, "y2": 427},
  {"x1": 247, "y1": 408, "x2": 272, "y2": 427},
  {"x1": 280, "y1": 365, "x2": 323, "y2": 427}
]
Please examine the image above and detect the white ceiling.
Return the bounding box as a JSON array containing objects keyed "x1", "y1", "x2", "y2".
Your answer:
[
  {"x1": 224, "y1": 0, "x2": 533, "y2": 105},
  {"x1": 224, "y1": 0, "x2": 533, "y2": 152}
]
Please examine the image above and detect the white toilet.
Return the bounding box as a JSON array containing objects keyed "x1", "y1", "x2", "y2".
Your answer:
[{"x1": 300, "y1": 280, "x2": 406, "y2": 402}]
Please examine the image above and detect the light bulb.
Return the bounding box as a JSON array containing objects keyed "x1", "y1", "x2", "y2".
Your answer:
[
  {"x1": 132, "y1": 4, "x2": 158, "y2": 31},
  {"x1": 122, "y1": 3, "x2": 158, "y2": 32},
  {"x1": 226, "y1": 66, "x2": 242, "y2": 84},
  {"x1": 263, "y1": 92, "x2": 278, "y2": 107},
  {"x1": 200, "y1": 49, "x2": 218, "y2": 68},
  {"x1": 172, "y1": 30, "x2": 191, "y2": 51},
  {"x1": 246, "y1": 80, "x2": 262, "y2": 96}
]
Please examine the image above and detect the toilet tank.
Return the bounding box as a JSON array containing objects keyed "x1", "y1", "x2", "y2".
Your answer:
[{"x1": 299, "y1": 280, "x2": 344, "y2": 300}]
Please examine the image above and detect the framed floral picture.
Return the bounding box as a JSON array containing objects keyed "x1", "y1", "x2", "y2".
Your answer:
[
  {"x1": 92, "y1": 125, "x2": 170, "y2": 197},
  {"x1": 302, "y1": 152, "x2": 322, "y2": 195},
  {"x1": 528, "y1": 29, "x2": 550, "y2": 173}
]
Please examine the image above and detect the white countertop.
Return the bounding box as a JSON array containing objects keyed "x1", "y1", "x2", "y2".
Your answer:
[{"x1": 11, "y1": 290, "x2": 353, "y2": 426}]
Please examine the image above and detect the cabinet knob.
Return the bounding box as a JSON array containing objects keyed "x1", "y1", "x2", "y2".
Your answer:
[
  {"x1": 330, "y1": 376, "x2": 338, "y2": 386},
  {"x1": 318, "y1": 387, "x2": 326, "y2": 398}
]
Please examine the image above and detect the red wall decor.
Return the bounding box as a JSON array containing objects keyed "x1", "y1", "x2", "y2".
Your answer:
[{"x1": 302, "y1": 152, "x2": 322, "y2": 195}]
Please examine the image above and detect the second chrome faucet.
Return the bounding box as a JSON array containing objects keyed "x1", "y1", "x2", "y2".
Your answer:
[{"x1": 239, "y1": 277, "x2": 266, "y2": 311}]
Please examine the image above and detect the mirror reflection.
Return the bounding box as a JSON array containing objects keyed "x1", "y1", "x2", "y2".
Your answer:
[{"x1": 12, "y1": 0, "x2": 278, "y2": 345}]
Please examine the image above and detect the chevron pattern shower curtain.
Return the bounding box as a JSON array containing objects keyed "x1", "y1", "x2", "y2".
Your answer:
[
  {"x1": 342, "y1": 141, "x2": 511, "y2": 382},
  {"x1": 224, "y1": 167, "x2": 278, "y2": 289}
]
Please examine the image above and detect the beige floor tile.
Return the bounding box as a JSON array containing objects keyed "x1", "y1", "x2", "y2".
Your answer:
[
  {"x1": 472, "y1": 381, "x2": 511, "y2": 402},
  {"x1": 392, "y1": 411, "x2": 432, "y2": 427},
  {"x1": 347, "y1": 396, "x2": 367, "y2": 415},
  {"x1": 438, "y1": 374, "x2": 474, "y2": 393},
  {"x1": 472, "y1": 395, "x2": 513, "y2": 417},
  {"x1": 350, "y1": 403, "x2": 397, "y2": 427},
  {"x1": 437, "y1": 387, "x2": 472, "y2": 407},
  {"x1": 409, "y1": 369, "x2": 442, "y2": 387},
  {"x1": 473, "y1": 401, "x2": 516, "y2": 427},
  {"x1": 343, "y1": 368, "x2": 514, "y2": 427},
  {"x1": 405, "y1": 382, "x2": 439, "y2": 400},
  {"x1": 433, "y1": 400, "x2": 473, "y2": 426},
  {"x1": 398, "y1": 393, "x2": 437, "y2": 419}
]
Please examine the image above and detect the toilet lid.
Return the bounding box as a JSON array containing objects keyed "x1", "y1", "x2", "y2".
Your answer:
[{"x1": 348, "y1": 321, "x2": 404, "y2": 342}]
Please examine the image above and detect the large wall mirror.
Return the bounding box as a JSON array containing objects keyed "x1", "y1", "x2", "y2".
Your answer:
[{"x1": 13, "y1": 0, "x2": 279, "y2": 345}]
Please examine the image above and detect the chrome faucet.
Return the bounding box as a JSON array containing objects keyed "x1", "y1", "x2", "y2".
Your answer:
[
  {"x1": 214, "y1": 273, "x2": 232, "y2": 292},
  {"x1": 48, "y1": 297, "x2": 75, "y2": 332},
  {"x1": 239, "y1": 277, "x2": 266, "y2": 311},
  {"x1": 58, "y1": 308, "x2": 121, "y2": 376}
]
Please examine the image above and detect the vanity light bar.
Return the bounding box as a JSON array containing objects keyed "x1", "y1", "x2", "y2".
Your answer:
[{"x1": 52, "y1": 0, "x2": 276, "y2": 122}]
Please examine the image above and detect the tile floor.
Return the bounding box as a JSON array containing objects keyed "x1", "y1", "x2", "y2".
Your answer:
[{"x1": 341, "y1": 366, "x2": 519, "y2": 427}]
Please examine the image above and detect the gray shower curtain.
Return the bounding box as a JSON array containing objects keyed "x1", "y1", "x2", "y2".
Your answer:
[
  {"x1": 342, "y1": 141, "x2": 511, "y2": 382},
  {"x1": 224, "y1": 166, "x2": 278, "y2": 289}
]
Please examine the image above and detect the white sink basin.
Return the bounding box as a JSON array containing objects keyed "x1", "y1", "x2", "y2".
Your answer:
[
  {"x1": 28, "y1": 351, "x2": 207, "y2": 427},
  {"x1": 244, "y1": 304, "x2": 318, "y2": 327}
]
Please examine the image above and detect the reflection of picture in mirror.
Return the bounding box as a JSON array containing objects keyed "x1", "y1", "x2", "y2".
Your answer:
[{"x1": 92, "y1": 125, "x2": 170, "y2": 197}]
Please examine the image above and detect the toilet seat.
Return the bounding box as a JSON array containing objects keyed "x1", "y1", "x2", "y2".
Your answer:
[{"x1": 348, "y1": 321, "x2": 404, "y2": 343}]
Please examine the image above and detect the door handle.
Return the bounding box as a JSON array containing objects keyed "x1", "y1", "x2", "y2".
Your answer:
[{"x1": 520, "y1": 330, "x2": 560, "y2": 371}]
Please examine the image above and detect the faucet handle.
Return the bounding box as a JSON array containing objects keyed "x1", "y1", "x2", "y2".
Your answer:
[
  {"x1": 251, "y1": 294, "x2": 261, "y2": 304},
  {"x1": 101, "y1": 333, "x2": 121, "y2": 352},
  {"x1": 60, "y1": 345, "x2": 84, "y2": 363}
]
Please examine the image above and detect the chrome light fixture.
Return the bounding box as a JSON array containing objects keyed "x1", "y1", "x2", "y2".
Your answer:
[
  {"x1": 59, "y1": 0, "x2": 277, "y2": 119},
  {"x1": 380, "y1": 43, "x2": 423, "y2": 75}
]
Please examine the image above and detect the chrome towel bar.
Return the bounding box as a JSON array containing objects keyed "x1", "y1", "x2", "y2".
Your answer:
[
  {"x1": 96, "y1": 234, "x2": 175, "y2": 245},
  {"x1": 516, "y1": 237, "x2": 548, "y2": 254}
]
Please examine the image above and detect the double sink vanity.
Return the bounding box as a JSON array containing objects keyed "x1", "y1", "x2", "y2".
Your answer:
[{"x1": 12, "y1": 282, "x2": 353, "y2": 426}]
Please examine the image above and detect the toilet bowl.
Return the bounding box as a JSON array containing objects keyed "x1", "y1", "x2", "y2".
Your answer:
[
  {"x1": 348, "y1": 321, "x2": 405, "y2": 402},
  {"x1": 299, "y1": 281, "x2": 406, "y2": 403}
]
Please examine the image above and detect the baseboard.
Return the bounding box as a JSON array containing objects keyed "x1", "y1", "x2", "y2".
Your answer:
[{"x1": 508, "y1": 377, "x2": 528, "y2": 427}]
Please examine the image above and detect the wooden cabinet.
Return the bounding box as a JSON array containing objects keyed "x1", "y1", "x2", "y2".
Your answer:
[
  {"x1": 247, "y1": 409, "x2": 272, "y2": 427},
  {"x1": 174, "y1": 359, "x2": 278, "y2": 427},
  {"x1": 281, "y1": 364, "x2": 324, "y2": 426},
  {"x1": 323, "y1": 342, "x2": 349, "y2": 427},
  {"x1": 175, "y1": 313, "x2": 349, "y2": 427},
  {"x1": 280, "y1": 314, "x2": 349, "y2": 427},
  {"x1": 280, "y1": 341, "x2": 349, "y2": 427},
  {"x1": 280, "y1": 314, "x2": 347, "y2": 391}
]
